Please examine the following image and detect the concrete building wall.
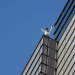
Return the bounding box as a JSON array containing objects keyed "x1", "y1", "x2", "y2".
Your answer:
[
  {"x1": 21, "y1": 35, "x2": 58, "y2": 75},
  {"x1": 57, "y1": 14, "x2": 75, "y2": 75},
  {"x1": 58, "y1": 14, "x2": 75, "y2": 56}
]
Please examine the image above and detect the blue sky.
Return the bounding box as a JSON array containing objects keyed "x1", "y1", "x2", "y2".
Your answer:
[{"x1": 0, "y1": 0, "x2": 68, "y2": 75}]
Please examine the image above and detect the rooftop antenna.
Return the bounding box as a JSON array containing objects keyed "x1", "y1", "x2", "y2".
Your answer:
[{"x1": 41, "y1": 25, "x2": 52, "y2": 37}]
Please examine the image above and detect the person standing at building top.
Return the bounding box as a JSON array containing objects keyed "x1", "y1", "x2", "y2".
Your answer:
[{"x1": 41, "y1": 25, "x2": 52, "y2": 37}]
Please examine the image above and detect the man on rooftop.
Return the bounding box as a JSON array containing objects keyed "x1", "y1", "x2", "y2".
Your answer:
[{"x1": 41, "y1": 25, "x2": 52, "y2": 37}]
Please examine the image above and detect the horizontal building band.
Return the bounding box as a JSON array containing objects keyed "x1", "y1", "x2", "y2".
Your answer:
[
  {"x1": 57, "y1": 38, "x2": 75, "y2": 68},
  {"x1": 57, "y1": 53, "x2": 75, "y2": 75},
  {"x1": 58, "y1": 29, "x2": 75, "y2": 60},
  {"x1": 58, "y1": 14, "x2": 75, "y2": 49},
  {"x1": 63, "y1": 56, "x2": 75, "y2": 75},
  {"x1": 72, "y1": 70, "x2": 75, "y2": 75},
  {"x1": 57, "y1": 15, "x2": 75, "y2": 60}
]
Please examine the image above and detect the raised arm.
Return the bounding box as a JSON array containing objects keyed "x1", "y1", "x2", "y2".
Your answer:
[
  {"x1": 41, "y1": 27, "x2": 45, "y2": 33},
  {"x1": 49, "y1": 25, "x2": 52, "y2": 32}
]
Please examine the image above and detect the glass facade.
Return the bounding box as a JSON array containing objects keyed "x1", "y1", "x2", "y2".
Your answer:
[{"x1": 54, "y1": 0, "x2": 75, "y2": 41}]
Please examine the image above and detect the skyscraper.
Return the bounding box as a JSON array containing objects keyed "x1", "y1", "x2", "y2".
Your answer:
[
  {"x1": 54, "y1": 0, "x2": 75, "y2": 75},
  {"x1": 21, "y1": 35, "x2": 58, "y2": 75},
  {"x1": 21, "y1": 0, "x2": 75, "y2": 75}
]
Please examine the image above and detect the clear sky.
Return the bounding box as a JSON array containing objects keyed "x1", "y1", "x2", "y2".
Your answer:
[{"x1": 0, "y1": 0, "x2": 68, "y2": 75}]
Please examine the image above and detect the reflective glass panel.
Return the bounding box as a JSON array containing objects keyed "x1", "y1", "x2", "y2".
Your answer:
[
  {"x1": 48, "y1": 48, "x2": 57, "y2": 59},
  {"x1": 42, "y1": 55, "x2": 47, "y2": 64},
  {"x1": 39, "y1": 73, "x2": 45, "y2": 75},
  {"x1": 48, "y1": 39, "x2": 57, "y2": 50},
  {"x1": 46, "y1": 66, "x2": 55, "y2": 75},
  {"x1": 43, "y1": 36, "x2": 48, "y2": 46},
  {"x1": 47, "y1": 57, "x2": 56, "y2": 68},
  {"x1": 41, "y1": 64, "x2": 46, "y2": 74},
  {"x1": 42, "y1": 45, "x2": 47, "y2": 55}
]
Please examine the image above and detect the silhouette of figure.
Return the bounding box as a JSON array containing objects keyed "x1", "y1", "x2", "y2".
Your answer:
[{"x1": 41, "y1": 25, "x2": 52, "y2": 36}]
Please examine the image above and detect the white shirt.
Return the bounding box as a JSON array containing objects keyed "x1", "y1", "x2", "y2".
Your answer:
[{"x1": 41, "y1": 26, "x2": 52, "y2": 36}]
